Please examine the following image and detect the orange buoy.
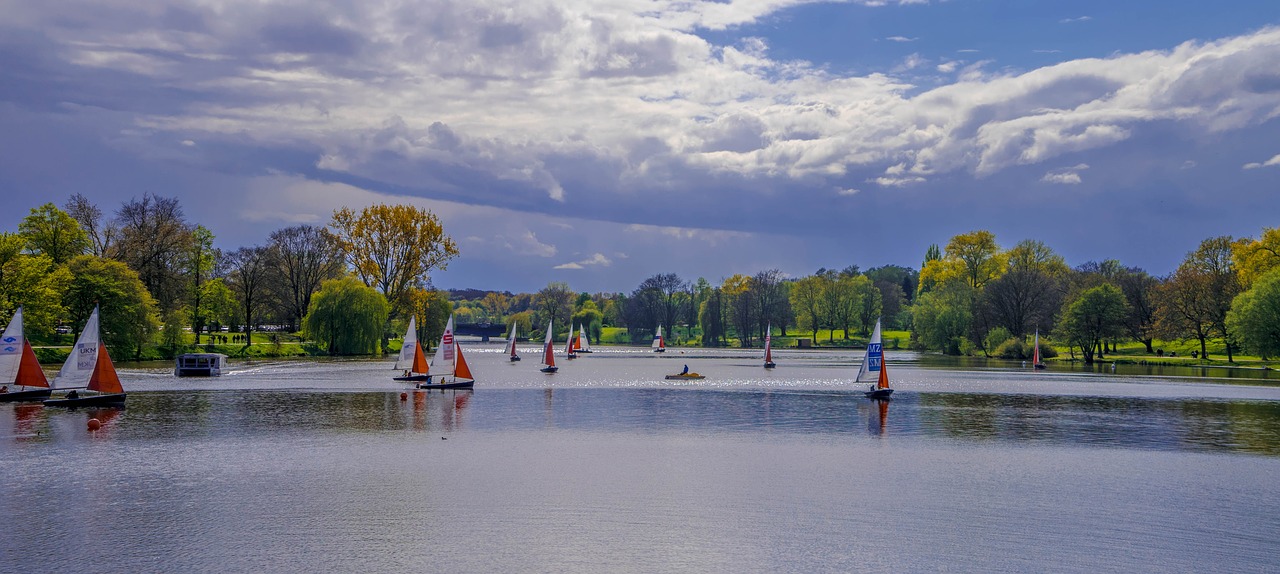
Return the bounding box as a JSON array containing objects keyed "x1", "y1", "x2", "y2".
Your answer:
[
  {"x1": 400, "y1": 392, "x2": 408, "y2": 401},
  {"x1": 87, "y1": 418, "x2": 102, "y2": 431}
]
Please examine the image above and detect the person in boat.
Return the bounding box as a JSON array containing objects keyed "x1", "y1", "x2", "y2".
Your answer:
[
  {"x1": 681, "y1": 364, "x2": 689, "y2": 375},
  {"x1": 0, "y1": 385, "x2": 7, "y2": 393},
  {"x1": 67, "y1": 390, "x2": 79, "y2": 399}
]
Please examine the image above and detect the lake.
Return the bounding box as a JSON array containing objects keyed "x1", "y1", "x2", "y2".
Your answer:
[{"x1": 3, "y1": 344, "x2": 1280, "y2": 573}]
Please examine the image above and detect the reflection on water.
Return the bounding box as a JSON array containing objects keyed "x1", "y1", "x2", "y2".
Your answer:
[{"x1": 7, "y1": 388, "x2": 1280, "y2": 456}]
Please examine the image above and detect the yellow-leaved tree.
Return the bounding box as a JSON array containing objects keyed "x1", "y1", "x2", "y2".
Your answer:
[{"x1": 330, "y1": 204, "x2": 459, "y2": 322}]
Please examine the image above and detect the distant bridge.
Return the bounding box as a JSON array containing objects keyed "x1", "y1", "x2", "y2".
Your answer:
[{"x1": 455, "y1": 323, "x2": 507, "y2": 341}]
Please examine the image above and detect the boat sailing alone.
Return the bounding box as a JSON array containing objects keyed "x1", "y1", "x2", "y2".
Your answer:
[
  {"x1": 394, "y1": 316, "x2": 431, "y2": 382},
  {"x1": 652, "y1": 325, "x2": 665, "y2": 353},
  {"x1": 506, "y1": 323, "x2": 521, "y2": 362},
  {"x1": 44, "y1": 305, "x2": 127, "y2": 407},
  {"x1": 540, "y1": 320, "x2": 558, "y2": 373},
  {"x1": 1032, "y1": 330, "x2": 1047, "y2": 370},
  {"x1": 0, "y1": 307, "x2": 52, "y2": 402},
  {"x1": 857, "y1": 318, "x2": 893, "y2": 400},
  {"x1": 763, "y1": 323, "x2": 776, "y2": 369},
  {"x1": 417, "y1": 315, "x2": 474, "y2": 390}
]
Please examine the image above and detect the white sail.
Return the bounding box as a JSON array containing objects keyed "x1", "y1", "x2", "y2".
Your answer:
[
  {"x1": 578, "y1": 323, "x2": 591, "y2": 352},
  {"x1": 54, "y1": 306, "x2": 100, "y2": 390},
  {"x1": 651, "y1": 325, "x2": 663, "y2": 349},
  {"x1": 432, "y1": 315, "x2": 455, "y2": 373},
  {"x1": 395, "y1": 316, "x2": 418, "y2": 371},
  {"x1": 507, "y1": 323, "x2": 519, "y2": 355},
  {"x1": 855, "y1": 319, "x2": 883, "y2": 383},
  {"x1": 0, "y1": 307, "x2": 25, "y2": 384}
]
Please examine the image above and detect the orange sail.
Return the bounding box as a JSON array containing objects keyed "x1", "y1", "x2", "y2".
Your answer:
[
  {"x1": 453, "y1": 343, "x2": 473, "y2": 381},
  {"x1": 411, "y1": 342, "x2": 429, "y2": 375},
  {"x1": 87, "y1": 343, "x2": 123, "y2": 394},
  {"x1": 877, "y1": 357, "x2": 890, "y2": 390},
  {"x1": 571, "y1": 334, "x2": 581, "y2": 352},
  {"x1": 16, "y1": 341, "x2": 49, "y2": 388}
]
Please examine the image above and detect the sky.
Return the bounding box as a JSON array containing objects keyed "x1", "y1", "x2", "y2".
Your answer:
[{"x1": 1, "y1": 0, "x2": 1279, "y2": 294}]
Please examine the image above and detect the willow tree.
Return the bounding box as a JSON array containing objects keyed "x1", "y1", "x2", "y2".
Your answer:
[
  {"x1": 304, "y1": 276, "x2": 389, "y2": 355},
  {"x1": 330, "y1": 204, "x2": 459, "y2": 321},
  {"x1": 1227, "y1": 267, "x2": 1280, "y2": 359}
]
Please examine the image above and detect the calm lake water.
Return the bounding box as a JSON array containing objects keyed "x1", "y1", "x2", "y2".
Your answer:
[{"x1": 4, "y1": 344, "x2": 1280, "y2": 573}]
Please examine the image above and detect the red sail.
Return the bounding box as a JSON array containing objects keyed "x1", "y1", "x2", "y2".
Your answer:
[
  {"x1": 87, "y1": 343, "x2": 124, "y2": 394},
  {"x1": 453, "y1": 343, "x2": 473, "y2": 381},
  {"x1": 411, "y1": 342, "x2": 429, "y2": 375},
  {"x1": 16, "y1": 341, "x2": 49, "y2": 388},
  {"x1": 543, "y1": 341, "x2": 555, "y2": 367}
]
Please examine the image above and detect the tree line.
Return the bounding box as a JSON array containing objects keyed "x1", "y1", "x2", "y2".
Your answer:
[
  {"x1": 1, "y1": 195, "x2": 458, "y2": 358},
  {"x1": 5, "y1": 194, "x2": 1277, "y2": 365}
]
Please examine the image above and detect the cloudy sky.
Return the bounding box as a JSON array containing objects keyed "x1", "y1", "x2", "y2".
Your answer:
[{"x1": 2, "y1": 0, "x2": 1279, "y2": 293}]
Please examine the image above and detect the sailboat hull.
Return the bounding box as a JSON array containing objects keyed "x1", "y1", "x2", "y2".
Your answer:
[
  {"x1": 509, "y1": 356, "x2": 521, "y2": 362},
  {"x1": 0, "y1": 388, "x2": 52, "y2": 402},
  {"x1": 864, "y1": 389, "x2": 893, "y2": 400},
  {"x1": 540, "y1": 366, "x2": 558, "y2": 373},
  {"x1": 764, "y1": 362, "x2": 776, "y2": 369},
  {"x1": 1034, "y1": 363, "x2": 1047, "y2": 370},
  {"x1": 44, "y1": 392, "x2": 127, "y2": 407},
  {"x1": 416, "y1": 379, "x2": 474, "y2": 390},
  {"x1": 394, "y1": 374, "x2": 432, "y2": 382}
]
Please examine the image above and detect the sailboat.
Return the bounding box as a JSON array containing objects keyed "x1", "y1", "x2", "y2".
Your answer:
[
  {"x1": 1032, "y1": 330, "x2": 1047, "y2": 370},
  {"x1": 393, "y1": 316, "x2": 430, "y2": 382},
  {"x1": 540, "y1": 320, "x2": 558, "y2": 373},
  {"x1": 856, "y1": 318, "x2": 892, "y2": 400},
  {"x1": 565, "y1": 322, "x2": 577, "y2": 359},
  {"x1": 0, "y1": 307, "x2": 52, "y2": 402},
  {"x1": 763, "y1": 323, "x2": 776, "y2": 369},
  {"x1": 506, "y1": 322, "x2": 521, "y2": 362},
  {"x1": 416, "y1": 315, "x2": 474, "y2": 390},
  {"x1": 44, "y1": 305, "x2": 127, "y2": 407},
  {"x1": 576, "y1": 323, "x2": 593, "y2": 354},
  {"x1": 652, "y1": 325, "x2": 665, "y2": 353}
]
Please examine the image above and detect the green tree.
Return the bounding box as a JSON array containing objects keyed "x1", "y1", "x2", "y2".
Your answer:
[
  {"x1": 571, "y1": 300, "x2": 605, "y2": 343},
  {"x1": 304, "y1": 276, "x2": 390, "y2": 355},
  {"x1": 853, "y1": 275, "x2": 882, "y2": 336},
  {"x1": 911, "y1": 280, "x2": 974, "y2": 355},
  {"x1": 185, "y1": 225, "x2": 217, "y2": 343},
  {"x1": 1226, "y1": 267, "x2": 1280, "y2": 359},
  {"x1": 200, "y1": 278, "x2": 238, "y2": 333},
  {"x1": 945, "y1": 230, "x2": 1005, "y2": 290},
  {"x1": 533, "y1": 282, "x2": 575, "y2": 338},
  {"x1": 790, "y1": 275, "x2": 826, "y2": 342},
  {"x1": 63, "y1": 255, "x2": 160, "y2": 359},
  {"x1": 1057, "y1": 284, "x2": 1129, "y2": 364},
  {"x1": 18, "y1": 203, "x2": 89, "y2": 265},
  {"x1": 0, "y1": 233, "x2": 71, "y2": 337},
  {"x1": 406, "y1": 288, "x2": 453, "y2": 351}
]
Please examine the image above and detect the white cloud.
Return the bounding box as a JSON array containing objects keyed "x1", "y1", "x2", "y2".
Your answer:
[
  {"x1": 1033, "y1": 49, "x2": 1063, "y2": 54},
  {"x1": 936, "y1": 61, "x2": 959, "y2": 73},
  {"x1": 554, "y1": 252, "x2": 612, "y2": 269},
  {"x1": 1059, "y1": 16, "x2": 1093, "y2": 24},
  {"x1": 1243, "y1": 154, "x2": 1280, "y2": 169},
  {"x1": 1042, "y1": 163, "x2": 1090, "y2": 184},
  {"x1": 838, "y1": 187, "x2": 861, "y2": 196},
  {"x1": 884, "y1": 36, "x2": 917, "y2": 43}
]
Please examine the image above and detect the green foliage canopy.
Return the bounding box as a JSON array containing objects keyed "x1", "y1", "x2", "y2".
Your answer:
[{"x1": 304, "y1": 276, "x2": 390, "y2": 355}]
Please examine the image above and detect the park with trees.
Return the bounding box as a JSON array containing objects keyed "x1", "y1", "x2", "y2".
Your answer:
[{"x1": 2, "y1": 194, "x2": 1278, "y2": 369}]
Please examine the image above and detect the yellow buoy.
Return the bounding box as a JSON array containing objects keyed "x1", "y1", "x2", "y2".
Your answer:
[{"x1": 87, "y1": 418, "x2": 102, "y2": 431}]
